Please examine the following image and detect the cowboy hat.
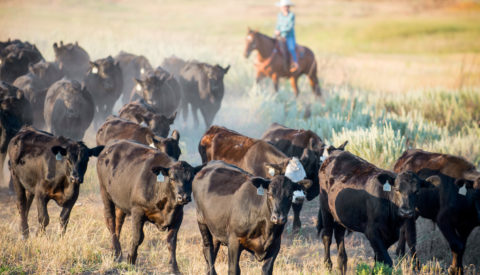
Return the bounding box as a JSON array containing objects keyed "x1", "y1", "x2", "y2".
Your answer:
[{"x1": 275, "y1": 0, "x2": 294, "y2": 7}]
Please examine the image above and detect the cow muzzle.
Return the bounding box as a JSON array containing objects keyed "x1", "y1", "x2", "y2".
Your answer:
[
  {"x1": 270, "y1": 214, "x2": 287, "y2": 225},
  {"x1": 176, "y1": 194, "x2": 191, "y2": 205},
  {"x1": 70, "y1": 175, "x2": 82, "y2": 185},
  {"x1": 398, "y1": 208, "x2": 414, "y2": 218}
]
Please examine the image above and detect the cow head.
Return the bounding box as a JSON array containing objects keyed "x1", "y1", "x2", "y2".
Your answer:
[
  {"x1": 265, "y1": 157, "x2": 308, "y2": 203},
  {"x1": 134, "y1": 73, "x2": 168, "y2": 106},
  {"x1": 53, "y1": 41, "x2": 89, "y2": 74},
  {"x1": 378, "y1": 171, "x2": 424, "y2": 219},
  {"x1": 298, "y1": 137, "x2": 325, "y2": 200},
  {"x1": 204, "y1": 64, "x2": 229, "y2": 103},
  {"x1": 51, "y1": 143, "x2": 104, "y2": 185},
  {"x1": 244, "y1": 28, "x2": 258, "y2": 58},
  {"x1": 151, "y1": 162, "x2": 204, "y2": 206},
  {"x1": 453, "y1": 178, "x2": 480, "y2": 221},
  {"x1": 28, "y1": 61, "x2": 63, "y2": 85},
  {"x1": 147, "y1": 130, "x2": 181, "y2": 161},
  {"x1": 251, "y1": 175, "x2": 312, "y2": 225},
  {"x1": 147, "y1": 112, "x2": 176, "y2": 138},
  {"x1": 88, "y1": 57, "x2": 119, "y2": 91}
]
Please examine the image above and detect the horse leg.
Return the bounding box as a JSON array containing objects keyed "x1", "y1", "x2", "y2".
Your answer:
[
  {"x1": 308, "y1": 74, "x2": 321, "y2": 97},
  {"x1": 289, "y1": 76, "x2": 299, "y2": 97}
]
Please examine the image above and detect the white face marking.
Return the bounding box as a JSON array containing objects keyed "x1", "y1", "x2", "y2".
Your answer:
[
  {"x1": 292, "y1": 190, "x2": 305, "y2": 203},
  {"x1": 458, "y1": 185, "x2": 467, "y2": 196},
  {"x1": 383, "y1": 181, "x2": 392, "y2": 192},
  {"x1": 157, "y1": 173, "x2": 164, "y2": 182},
  {"x1": 246, "y1": 35, "x2": 253, "y2": 41},
  {"x1": 140, "y1": 68, "x2": 145, "y2": 74},
  {"x1": 135, "y1": 83, "x2": 142, "y2": 91},
  {"x1": 91, "y1": 66, "x2": 98, "y2": 74},
  {"x1": 285, "y1": 157, "x2": 306, "y2": 183}
]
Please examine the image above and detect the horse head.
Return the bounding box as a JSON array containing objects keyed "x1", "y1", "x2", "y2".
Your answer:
[{"x1": 244, "y1": 28, "x2": 258, "y2": 58}]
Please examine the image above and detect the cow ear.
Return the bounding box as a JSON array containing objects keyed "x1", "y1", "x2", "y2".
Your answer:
[
  {"x1": 377, "y1": 173, "x2": 395, "y2": 186},
  {"x1": 171, "y1": 130, "x2": 180, "y2": 142},
  {"x1": 168, "y1": 112, "x2": 177, "y2": 124},
  {"x1": 251, "y1": 177, "x2": 270, "y2": 189},
  {"x1": 193, "y1": 163, "x2": 206, "y2": 175},
  {"x1": 51, "y1": 146, "x2": 67, "y2": 156},
  {"x1": 455, "y1": 179, "x2": 474, "y2": 189},
  {"x1": 60, "y1": 40, "x2": 64, "y2": 46},
  {"x1": 53, "y1": 43, "x2": 58, "y2": 51},
  {"x1": 28, "y1": 64, "x2": 35, "y2": 74},
  {"x1": 152, "y1": 166, "x2": 169, "y2": 176},
  {"x1": 425, "y1": 175, "x2": 442, "y2": 188},
  {"x1": 89, "y1": 62, "x2": 98, "y2": 74},
  {"x1": 296, "y1": 179, "x2": 313, "y2": 191},
  {"x1": 338, "y1": 141, "x2": 348, "y2": 151},
  {"x1": 88, "y1": 146, "x2": 104, "y2": 157},
  {"x1": 222, "y1": 65, "x2": 230, "y2": 74},
  {"x1": 308, "y1": 137, "x2": 317, "y2": 151},
  {"x1": 265, "y1": 163, "x2": 283, "y2": 177}
]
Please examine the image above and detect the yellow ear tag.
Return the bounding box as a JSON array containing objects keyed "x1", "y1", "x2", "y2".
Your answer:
[{"x1": 383, "y1": 181, "x2": 391, "y2": 192}]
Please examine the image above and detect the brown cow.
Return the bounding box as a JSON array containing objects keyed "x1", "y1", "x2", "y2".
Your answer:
[
  {"x1": 199, "y1": 125, "x2": 313, "y2": 207},
  {"x1": 261, "y1": 123, "x2": 325, "y2": 232},
  {"x1": 96, "y1": 140, "x2": 203, "y2": 273},
  {"x1": 118, "y1": 100, "x2": 176, "y2": 138},
  {"x1": 393, "y1": 149, "x2": 480, "y2": 188},
  {"x1": 96, "y1": 117, "x2": 181, "y2": 160},
  {"x1": 318, "y1": 150, "x2": 426, "y2": 274},
  {"x1": 8, "y1": 127, "x2": 103, "y2": 238}
]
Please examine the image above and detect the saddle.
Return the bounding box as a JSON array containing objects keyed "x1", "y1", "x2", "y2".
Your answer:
[{"x1": 274, "y1": 38, "x2": 306, "y2": 62}]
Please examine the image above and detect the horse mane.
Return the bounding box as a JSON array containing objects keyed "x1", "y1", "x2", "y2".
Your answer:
[{"x1": 253, "y1": 31, "x2": 276, "y2": 42}]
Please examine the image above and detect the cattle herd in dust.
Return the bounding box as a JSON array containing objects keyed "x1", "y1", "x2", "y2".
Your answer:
[{"x1": 0, "y1": 38, "x2": 479, "y2": 275}]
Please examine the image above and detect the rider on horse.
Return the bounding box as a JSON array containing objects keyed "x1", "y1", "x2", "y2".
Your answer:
[{"x1": 275, "y1": 0, "x2": 298, "y2": 72}]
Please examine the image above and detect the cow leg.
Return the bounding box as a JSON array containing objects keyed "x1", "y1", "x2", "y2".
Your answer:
[
  {"x1": 192, "y1": 106, "x2": 200, "y2": 128},
  {"x1": 261, "y1": 236, "x2": 281, "y2": 275},
  {"x1": 227, "y1": 236, "x2": 242, "y2": 275},
  {"x1": 320, "y1": 211, "x2": 334, "y2": 271},
  {"x1": 114, "y1": 208, "x2": 126, "y2": 261},
  {"x1": 334, "y1": 224, "x2": 347, "y2": 275},
  {"x1": 198, "y1": 222, "x2": 217, "y2": 275},
  {"x1": 437, "y1": 216, "x2": 465, "y2": 275},
  {"x1": 395, "y1": 222, "x2": 407, "y2": 257},
  {"x1": 403, "y1": 218, "x2": 419, "y2": 269},
  {"x1": 366, "y1": 230, "x2": 393, "y2": 266},
  {"x1": 13, "y1": 177, "x2": 29, "y2": 239},
  {"x1": 200, "y1": 108, "x2": 216, "y2": 129},
  {"x1": 167, "y1": 208, "x2": 183, "y2": 274},
  {"x1": 272, "y1": 74, "x2": 279, "y2": 92},
  {"x1": 35, "y1": 193, "x2": 49, "y2": 235},
  {"x1": 291, "y1": 202, "x2": 302, "y2": 234},
  {"x1": 101, "y1": 186, "x2": 122, "y2": 260},
  {"x1": 289, "y1": 77, "x2": 299, "y2": 97},
  {"x1": 127, "y1": 208, "x2": 146, "y2": 264},
  {"x1": 59, "y1": 185, "x2": 80, "y2": 235}
]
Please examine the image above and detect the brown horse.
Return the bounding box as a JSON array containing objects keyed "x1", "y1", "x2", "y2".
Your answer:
[{"x1": 244, "y1": 28, "x2": 321, "y2": 97}]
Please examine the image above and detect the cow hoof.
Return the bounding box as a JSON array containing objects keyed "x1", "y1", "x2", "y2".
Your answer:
[
  {"x1": 324, "y1": 259, "x2": 333, "y2": 271},
  {"x1": 447, "y1": 266, "x2": 462, "y2": 275}
]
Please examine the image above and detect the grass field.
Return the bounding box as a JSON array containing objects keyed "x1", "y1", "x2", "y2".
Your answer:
[{"x1": 1, "y1": 0, "x2": 480, "y2": 274}]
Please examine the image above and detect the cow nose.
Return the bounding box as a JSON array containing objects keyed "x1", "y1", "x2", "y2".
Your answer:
[
  {"x1": 70, "y1": 176, "x2": 82, "y2": 184},
  {"x1": 177, "y1": 194, "x2": 191, "y2": 205}
]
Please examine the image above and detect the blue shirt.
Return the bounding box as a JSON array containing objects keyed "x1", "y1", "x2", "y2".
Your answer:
[{"x1": 275, "y1": 12, "x2": 295, "y2": 39}]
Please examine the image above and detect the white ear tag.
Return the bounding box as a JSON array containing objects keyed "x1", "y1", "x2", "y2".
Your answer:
[
  {"x1": 292, "y1": 190, "x2": 305, "y2": 203},
  {"x1": 140, "y1": 68, "x2": 145, "y2": 74},
  {"x1": 458, "y1": 185, "x2": 467, "y2": 196},
  {"x1": 135, "y1": 83, "x2": 142, "y2": 91},
  {"x1": 320, "y1": 156, "x2": 326, "y2": 162},
  {"x1": 149, "y1": 142, "x2": 156, "y2": 148},
  {"x1": 92, "y1": 67, "x2": 98, "y2": 74},
  {"x1": 285, "y1": 157, "x2": 307, "y2": 182},
  {"x1": 257, "y1": 185, "x2": 265, "y2": 196},
  {"x1": 157, "y1": 173, "x2": 164, "y2": 182},
  {"x1": 56, "y1": 152, "x2": 63, "y2": 161},
  {"x1": 268, "y1": 167, "x2": 275, "y2": 177},
  {"x1": 383, "y1": 181, "x2": 391, "y2": 192}
]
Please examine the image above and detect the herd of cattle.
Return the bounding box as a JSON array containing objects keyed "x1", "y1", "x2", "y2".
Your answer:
[{"x1": 0, "y1": 39, "x2": 479, "y2": 275}]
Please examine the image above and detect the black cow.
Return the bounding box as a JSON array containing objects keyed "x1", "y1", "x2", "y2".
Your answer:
[
  {"x1": 13, "y1": 61, "x2": 64, "y2": 129},
  {"x1": 177, "y1": 62, "x2": 229, "y2": 128},
  {"x1": 44, "y1": 79, "x2": 94, "y2": 140},
  {"x1": 0, "y1": 81, "x2": 32, "y2": 185},
  {"x1": 161, "y1": 56, "x2": 188, "y2": 77},
  {"x1": 261, "y1": 123, "x2": 326, "y2": 232},
  {"x1": 118, "y1": 100, "x2": 176, "y2": 138},
  {"x1": 83, "y1": 56, "x2": 123, "y2": 126},
  {"x1": 0, "y1": 40, "x2": 44, "y2": 83},
  {"x1": 396, "y1": 169, "x2": 480, "y2": 275},
  {"x1": 8, "y1": 127, "x2": 103, "y2": 238},
  {"x1": 96, "y1": 140, "x2": 202, "y2": 274},
  {"x1": 193, "y1": 160, "x2": 312, "y2": 275},
  {"x1": 130, "y1": 68, "x2": 181, "y2": 117},
  {"x1": 115, "y1": 51, "x2": 153, "y2": 105},
  {"x1": 96, "y1": 117, "x2": 181, "y2": 160},
  {"x1": 318, "y1": 150, "x2": 426, "y2": 274},
  {"x1": 53, "y1": 41, "x2": 90, "y2": 82}
]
